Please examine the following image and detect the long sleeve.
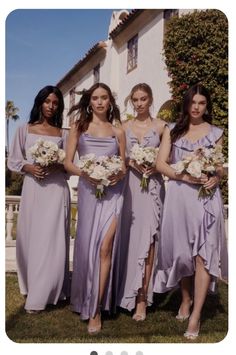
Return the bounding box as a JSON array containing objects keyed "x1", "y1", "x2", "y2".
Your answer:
[{"x1": 7, "y1": 124, "x2": 28, "y2": 174}]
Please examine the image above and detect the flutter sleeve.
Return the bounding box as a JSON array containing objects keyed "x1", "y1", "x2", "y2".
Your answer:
[{"x1": 7, "y1": 124, "x2": 28, "y2": 174}]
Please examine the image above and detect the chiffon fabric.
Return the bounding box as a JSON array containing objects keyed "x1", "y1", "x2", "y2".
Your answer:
[
  {"x1": 154, "y1": 125, "x2": 228, "y2": 293},
  {"x1": 117, "y1": 125, "x2": 165, "y2": 311},
  {"x1": 7, "y1": 124, "x2": 71, "y2": 310},
  {"x1": 70, "y1": 133, "x2": 124, "y2": 320}
]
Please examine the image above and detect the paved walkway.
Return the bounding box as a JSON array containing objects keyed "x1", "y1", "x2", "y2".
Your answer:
[{"x1": 5, "y1": 239, "x2": 75, "y2": 272}]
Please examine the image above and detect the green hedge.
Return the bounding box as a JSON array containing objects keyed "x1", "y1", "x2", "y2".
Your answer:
[{"x1": 163, "y1": 9, "x2": 228, "y2": 203}]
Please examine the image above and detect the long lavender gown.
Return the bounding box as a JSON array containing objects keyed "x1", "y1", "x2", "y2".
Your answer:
[
  {"x1": 7, "y1": 124, "x2": 71, "y2": 310},
  {"x1": 70, "y1": 133, "x2": 124, "y2": 320},
  {"x1": 117, "y1": 125, "x2": 165, "y2": 311},
  {"x1": 154, "y1": 125, "x2": 228, "y2": 293}
]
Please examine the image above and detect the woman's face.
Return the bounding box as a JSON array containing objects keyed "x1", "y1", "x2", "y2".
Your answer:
[
  {"x1": 90, "y1": 87, "x2": 110, "y2": 116},
  {"x1": 188, "y1": 93, "x2": 207, "y2": 120},
  {"x1": 131, "y1": 89, "x2": 152, "y2": 115},
  {"x1": 41, "y1": 93, "x2": 59, "y2": 119}
]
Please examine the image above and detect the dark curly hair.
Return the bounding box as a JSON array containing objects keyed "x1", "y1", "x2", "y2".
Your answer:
[
  {"x1": 171, "y1": 83, "x2": 212, "y2": 143},
  {"x1": 28, "y1": 85, "x2": 64, "y2": 128},
  {"x1": 68, "y1": 82, "x2": 121, "y2": 132}
]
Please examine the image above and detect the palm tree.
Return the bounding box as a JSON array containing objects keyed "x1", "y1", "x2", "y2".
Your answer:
[{"x1": 5, "y1": 101, "x2": 20, "y2": 156}]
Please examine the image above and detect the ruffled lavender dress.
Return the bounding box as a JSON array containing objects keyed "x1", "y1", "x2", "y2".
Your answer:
[
  {"x1": 154, "y1": 125, "x2": 228, "y2": 293},
  {"x1": 70, "y1": 133, "x2": 124, "y2": 320},
  {"x1": 117, "y1": 126, "x2": 165, "y2": 311},
  {"x1": 7, "y1": 124, "x2": 71, "y2": 310}
]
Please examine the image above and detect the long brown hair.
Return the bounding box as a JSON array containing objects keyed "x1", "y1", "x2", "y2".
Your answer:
[
  {"x1": 171, "y1": 83, "x2": 212, "y2": 143},
  {"x1": 68, "y1": 82, "x2": 121, "y2": 132}
]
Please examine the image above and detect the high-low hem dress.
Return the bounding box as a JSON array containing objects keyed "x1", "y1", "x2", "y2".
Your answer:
[
  {"x1": 70, "y1": 133, "x2": 124, "y2": 320},
  {"x1": 117, "y1": 127, "x2": 165, "y2": 311},
  {"x1": 154, "y1": 125, "x2": 228, "y2": 294},
  {"x1": 7, "y1": 124, "x2": 71, "y2": 311}
]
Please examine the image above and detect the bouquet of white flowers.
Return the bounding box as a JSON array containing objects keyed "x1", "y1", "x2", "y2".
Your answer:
[
  {"x1": 77, "y1": 154, "x2": 123, "y2": 199},
  {"x1": 130, "y1": 143, "x2": 159, "y2": 191},
  {"x1": 172, "y1": 145, "x2": 225, "y2": 199},
  {"x1": 28, "y1": 138, "x2": 66, "y2": 166}
]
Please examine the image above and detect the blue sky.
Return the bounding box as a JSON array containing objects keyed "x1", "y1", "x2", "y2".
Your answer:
[{"x1": 6, "y1": 9, "x2": 118, "y2": 143}]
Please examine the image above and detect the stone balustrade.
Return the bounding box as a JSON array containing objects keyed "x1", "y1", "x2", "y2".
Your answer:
[
  {"x1": 5, "y1": 195, "x2": 228, "y2": 243},
  {"x1": 5, "y1": 195, "x2": 78, "y2": 244}
]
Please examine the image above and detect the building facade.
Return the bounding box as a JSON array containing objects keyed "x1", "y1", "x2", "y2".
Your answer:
[{"x1": 57, "y1": 9, "x2": 192, "y2": 196}]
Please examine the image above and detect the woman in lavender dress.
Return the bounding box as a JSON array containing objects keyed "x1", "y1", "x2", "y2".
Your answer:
[
  {"x1": 117, "y1": 83, "x2": 166, "y2": 321},
  {"x1": 7, "y1": 86, "x2": 71, "y2": 313},
  {"x1": 154, "y1": 84, "x2": 228, "y2": 339},
  {"x1": 64, "y1": 83, "x2": 126, "y2": 334}
]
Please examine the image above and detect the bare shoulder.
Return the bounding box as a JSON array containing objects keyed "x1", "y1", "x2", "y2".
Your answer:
[
  {"x1": 112, "y1": 125, "x2": 125, "y2": 139},
  {"x1": 152, "y1": 117, "x2": 168, "y2": 134},
  {"x1": 121, "y1": 119, "x2": 130, "y2": 131},
  {"x1": 69, "y1": 122, "x2": 80, "y2": 138}
]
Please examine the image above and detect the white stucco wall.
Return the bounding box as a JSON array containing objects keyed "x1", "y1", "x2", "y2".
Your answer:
[{"x1": 110, "y1": 13, "x2": 171, "y2": 119}]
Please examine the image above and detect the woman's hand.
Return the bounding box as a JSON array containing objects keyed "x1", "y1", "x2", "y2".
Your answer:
[
  {"x1": 24, "y1": 164, "x2": 46, "y2": 179},
  {"x1": 108, "y1": 170, "x2": 125, "y2": 186},
  {"x1": 80, "y1": 171, "x2": 101, "y2": 186},
  {"x1": 180, "y1": 173, "x2": 208, "y2": 185},
  {"x1": 203, "y1": 175, "x2": 220, "y2": 190},
  {"x1": 129, "y1": 160, "x2": 146, "y2": 175},
  {"x1": 143, "y1": 165, "x2": 156, "y2": 177}
]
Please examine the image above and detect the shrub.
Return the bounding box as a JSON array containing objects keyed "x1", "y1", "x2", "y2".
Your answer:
[{"x1": 163, "y1": 9, "x2": 228, "y2": 203}]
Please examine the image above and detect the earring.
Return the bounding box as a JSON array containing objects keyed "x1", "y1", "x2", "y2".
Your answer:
[
  {"x1": 86, "y1": 105, "x2": 92, "y2": 115},
  {"x1": 205, "y1": 109, "x2": 209, "y2": 115}
]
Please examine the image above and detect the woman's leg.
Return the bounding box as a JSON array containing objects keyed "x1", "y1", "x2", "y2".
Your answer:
[
  {"x1": 185, "y1": 255, "x2": 210, "y2": 336},
  {"x1": 177, "y1": 276, "x2": 193, "y2": 319},
  {"x1": 133, "y1": 242, "x2": 155, "y2": 320},
  {"x1": 88, "y1": 218, "x2": 117, "y2": 331}
]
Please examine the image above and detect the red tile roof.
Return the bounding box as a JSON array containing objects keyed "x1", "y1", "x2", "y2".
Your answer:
[
  {"x1": 57, "y1": 41, "x2": 107, "y2": 87},
  {"x1": 109, "y1": 9, "x2": 143, "y2": 39}
]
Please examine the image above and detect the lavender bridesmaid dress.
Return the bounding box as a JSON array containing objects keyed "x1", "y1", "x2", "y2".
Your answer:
[
  {"x1": 117, "y1": 124, "x2": 165, "y2": 311},
  {"x1": 7, "y1": 124, "x2": 71, "y2": 310},
  {"x1": 154, "y1": 125, "x2": 228, "y2": 293},
  {"x1": 70, "y1": 133, "x2": 124, "y2": 320}
]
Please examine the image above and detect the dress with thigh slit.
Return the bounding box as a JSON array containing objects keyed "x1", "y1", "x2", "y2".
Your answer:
[{"x1": 70, "y1": 133, "x2": 124, "y2": 320}]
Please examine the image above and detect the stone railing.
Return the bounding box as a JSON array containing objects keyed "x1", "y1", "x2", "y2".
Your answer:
[
  {"x1": 5, "y1": 196, "x2": 228, "y2": 243},
  {"x1": 5, "y1": 195, "x2": 78, "y2": 244},
  {"x1": 5, "y1": 195, "x2": 20, "y2": 243}
]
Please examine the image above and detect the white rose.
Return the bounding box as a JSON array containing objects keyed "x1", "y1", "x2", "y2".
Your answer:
[
  {"x1": 171, "y1": 161, "x2": 185, "y2": 174},
  {"x1": 186, "y1": 161, "x2": 202, "y2": 178}
]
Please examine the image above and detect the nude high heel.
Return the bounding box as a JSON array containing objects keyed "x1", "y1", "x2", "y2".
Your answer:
[
  {"x1": 184, "y1": 320, "x2": 200, "y2": 340},
  {"x1": 132, "y1": 292, "x2": 147, "y2": 322},
  {"x1": 87, "y1": 305, "x2": 102, "y2": 335},
  {"x1": 176, "y1": 300, "x2": 193, "y2": 322}
]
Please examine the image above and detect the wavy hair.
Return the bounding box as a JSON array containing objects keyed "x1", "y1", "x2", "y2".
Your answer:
[
  {"x1": 68, "y1": 82, "x2": 121, "y2": 132},
  {"x1": 28, "y1": 85, "x2": 64, "y2": 128},
  {"x1": 171, "y1": 83, "x2": 212, "y2": 143},
  {"x1": 124, "y1": 83, "x2": 153, "y2": 109}
]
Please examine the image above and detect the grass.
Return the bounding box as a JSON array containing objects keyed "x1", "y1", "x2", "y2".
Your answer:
[{"x1": 5, "y1": 273, "x2": 228, "y2": 343}]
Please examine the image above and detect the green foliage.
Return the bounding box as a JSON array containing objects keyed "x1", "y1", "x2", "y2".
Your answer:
[
  {"x1": 5, "y1": 160, "x2": 23, "y2": 195},
  {"x1": 157, "y1": 99, "x2": 180, "y2": 122},
  {"x1": 125, "y1": 113, "x2": 135, "y2": 121},
  {"x1": 164, "y1": 9, "x2": 228, "y2": 202}
]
